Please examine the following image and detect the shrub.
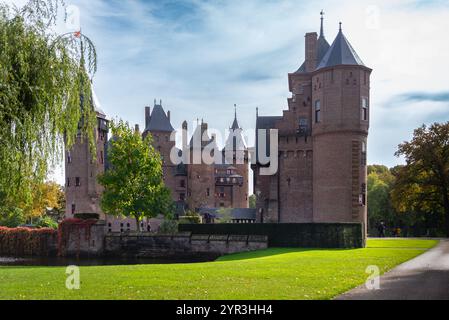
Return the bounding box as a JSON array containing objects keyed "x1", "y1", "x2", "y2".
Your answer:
[
  {"x1": 179, "y1": 216, "x2": 201, "y2": 224},
  {"x1": 36, "y1": 216, "x2": 58, "y2": 229},
  {"x1": 0, "y1": 207, "x2": 25, "y2": 228},
  {"x1": 0, "y1": 226, "x2": 57, "y2": 256},
  {"x1": 178, "y1": 210, "x2": 202, "y2": 224},
  {"x1": 158, "y1": 219, "x2": 179, "y2": 234}
]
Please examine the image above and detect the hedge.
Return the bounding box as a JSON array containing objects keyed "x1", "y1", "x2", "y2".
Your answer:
[
  {"x1": 0, "y1": 227, "x2": 57, "y2": 256},
  {"x1": 179, "y1": 223, "x2": 365, "y2": 248}
]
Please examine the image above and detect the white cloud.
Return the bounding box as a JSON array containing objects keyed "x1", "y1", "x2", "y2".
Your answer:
[{"x1": 6, "y1": 0, "x2": 449, "y2": 186}]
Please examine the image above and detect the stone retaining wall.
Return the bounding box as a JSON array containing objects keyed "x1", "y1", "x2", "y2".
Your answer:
[{"x1": 104, "y1": 233, "x2": 268, "y2": 258}]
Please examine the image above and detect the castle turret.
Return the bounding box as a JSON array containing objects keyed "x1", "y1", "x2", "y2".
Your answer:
[
  {"x1": 253, "y1": 14, "x2": 371, "y2": 232},
  {"x1": 65, "y1": 88, "x2": 109, "y2": 218},
  {"x1": 221, "y1": 105, "x2": 249, "y2": 208},
  {"x1": 187, "y1": 120, "x2": 216, "y2": 209},
  {"x1": 142, "y1": 100, "x2": 178, "y2": 201},
  {"x1": 311, "y1": 23, "x2": 371, "y2": 234}
]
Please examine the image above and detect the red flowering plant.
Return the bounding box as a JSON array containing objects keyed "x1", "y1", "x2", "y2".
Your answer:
[
  {"x1": 0, "y1": 227, "x2": 57, "y2": 257},
  {"x1": 57, "y1": 219, "x2": 98, "y2": 257}
]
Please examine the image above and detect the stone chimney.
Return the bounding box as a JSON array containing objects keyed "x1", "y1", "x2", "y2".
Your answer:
[
  {"x1": 167, "y1": 110, "x2": 171, "y2": 122},
  {"x1": 145, "y1": 106, "x2": 151, "y2": 129},
  {"x1": 305, "y1": 32, "x2": 318, "y2": 72}
]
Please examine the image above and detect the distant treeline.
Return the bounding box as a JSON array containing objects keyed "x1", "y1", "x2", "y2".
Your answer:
[{"x1": 368, "y1": 164, "x2": 446, "y2": 237}]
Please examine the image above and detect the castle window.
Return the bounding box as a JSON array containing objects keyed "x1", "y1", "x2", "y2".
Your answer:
[
  {"x1": 180, "y1": 193, "x2": 186, "y2": 201},
  {"x1": 67, "y1": 152, "x2": 72, "y2": 164},
  {"x1": 71, "y1": 203, "x2": 76, "y2": 214},
  {"x1": 75, "y1": 177, "x2": 80, "y2": 187},
  {"x1": 206, "y1": 188, "x2": 210, "y2": 197},
  {"x1": 287, "y1": 177, "x2": 291, "y2": 187},
  {"x1": 360, "y1": 183, "x2": 367, "y2": 206},
  {"x1": 361, "y1": 142, "x2": 367, "y2": 166},
  {"x1": 100, "y1": 151, "x2": 104, "y2": 164},
  {"x1": 67, "y1": 178, "x2": 71, "y2": 187},
  {"x1": 361, "y1": 98, "x2": 369, "y2": 121},
  {"x1": 180, "y1": 180, "x2": 185, "y2": 188},
  {"x1": 315, "y1": 100, "x2": 321, "y2": 123},
  {"x1": 298, "y1": 118, "x2": 308, "y2": 135}
]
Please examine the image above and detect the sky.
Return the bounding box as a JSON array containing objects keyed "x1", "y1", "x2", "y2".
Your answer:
[{"x1": 7, "y1": 0, "x2": 449, "y2": 189}]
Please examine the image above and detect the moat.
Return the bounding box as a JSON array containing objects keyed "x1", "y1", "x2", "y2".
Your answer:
[{"x1": 0, "y1": 255, "x2": 215, "y2": 267}]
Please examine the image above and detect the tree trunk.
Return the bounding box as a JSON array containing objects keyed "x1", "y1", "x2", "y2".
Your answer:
[
  {"x1": 135, "y1": 216, "x2": 140, "y2": 233},
  {"x1": 442, "y1": 189, "x2": 449, "y2": 238}
]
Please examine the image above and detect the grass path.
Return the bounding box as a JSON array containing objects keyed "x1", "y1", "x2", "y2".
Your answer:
[{"x1": 0, "y1": 239, "x2": 438, "y2": 300}]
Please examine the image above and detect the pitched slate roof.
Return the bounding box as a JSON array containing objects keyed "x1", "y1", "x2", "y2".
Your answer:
[
  {"x1": 316, "y1": 28, "x2": 365, "y2": 70},
  {"x1": 145, "y1": 104, "x2": 174, "y2": 132},
  {"x1": 256, "y1": 116, "x2": 282, "y2": 130}
]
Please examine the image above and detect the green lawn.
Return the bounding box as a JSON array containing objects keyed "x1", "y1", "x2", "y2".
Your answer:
[{"x1": 0, "y1": 239, "x2": 438, "y2": 300}]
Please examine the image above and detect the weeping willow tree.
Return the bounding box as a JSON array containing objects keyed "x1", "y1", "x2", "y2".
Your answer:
[{"x1": 0, "y1": 0, "x2": 97, "y2": 211}]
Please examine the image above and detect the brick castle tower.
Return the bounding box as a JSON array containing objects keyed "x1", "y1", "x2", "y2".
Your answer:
[
  {"x1": 253, "y1": 13, "x2": 372, "y2": 233},
  {"x1": 65, "y1": 90, "x2": 108, "y2": 218}
]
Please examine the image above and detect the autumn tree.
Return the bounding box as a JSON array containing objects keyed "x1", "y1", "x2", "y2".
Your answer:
[
  {"x1": 23, "y1": 181, "x2": 64, "y2": 222},
  {"x1": 98, "y1": 120, "x2": 174, "y2": 230},
  {"x1": 394, "y1": 122, "x2": 449, "y2": 236},
  {"x1": 0, "y1": 0, "x2": 97, "y2": 212}
]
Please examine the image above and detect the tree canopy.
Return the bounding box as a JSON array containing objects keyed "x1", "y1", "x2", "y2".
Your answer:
[
  {"x1": 393, "y1": 122, "x2": 449, "y2": 236},
  {"x1": 0, "y1": 0, "x2": 96, "y2": 209},
  {"x1": 98, "y1": 120, "x2": 174, "y2": 229}
]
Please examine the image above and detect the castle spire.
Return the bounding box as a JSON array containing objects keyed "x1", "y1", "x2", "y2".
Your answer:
[
  {"x1": 320, "y1": 10, "x2": 325, "y2": 38},
  {"x1": 231, "y1": 104, "x2": 241, "y2": 130},
  {"x1": 339, "y1": 22, "x2": 342, "y2": 32}
]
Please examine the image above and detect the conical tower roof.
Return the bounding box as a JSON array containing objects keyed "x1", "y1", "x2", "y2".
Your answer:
[
  {"x1": 316, "y1": 24, "x2": 365, "y2": 69},
  {"x1": 225, "y1": 105, "x2": 247, "y2": 152}
]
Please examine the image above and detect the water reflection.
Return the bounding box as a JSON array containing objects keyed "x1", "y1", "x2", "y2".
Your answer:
[{"x1": 0, "y1": 255, "x2": 216, "y2": 267}]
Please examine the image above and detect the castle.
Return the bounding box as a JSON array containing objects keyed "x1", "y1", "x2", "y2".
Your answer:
[
  {"x1": 65, "y1": 14, "x2": 371, "y2": 234},
  {"x1": 252, "y1": 14, "x2": 371, "y2": 234},
  {"x1": 65, "y1": 98, "x2": 252, "y2": 231}
]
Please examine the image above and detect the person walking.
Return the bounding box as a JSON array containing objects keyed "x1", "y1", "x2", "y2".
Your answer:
[{"x1": 377, "y1": 221, "x2": 386, "y2": 238}]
